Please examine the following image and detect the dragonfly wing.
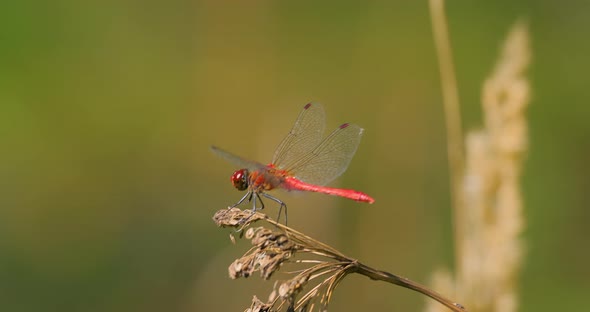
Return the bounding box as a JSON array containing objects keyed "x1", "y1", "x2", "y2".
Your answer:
[
  {"x1": 210, "y1": 145, "x2": 265, "y2": 170},
  {"x1": 272, "y1": 103, "x2": 326, "y2": 170},
  {"x1": 286, "y1": 123, "x2": 364, "y2": 186}
]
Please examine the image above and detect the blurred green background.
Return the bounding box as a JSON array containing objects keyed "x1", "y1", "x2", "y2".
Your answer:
[{"x1": 1, "y1": 1, "x2": 589, "y2": 311}]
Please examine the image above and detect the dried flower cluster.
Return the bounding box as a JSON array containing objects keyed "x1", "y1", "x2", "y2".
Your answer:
[
  {"x1": 214, "y1": 208, "x2": 467, "y2": 312},
  {"x1": 229, "y1": 227, "x2": 296, "y2": 280},
  {"x1": 427, "y1": 2, "x2": 531, "y2": 311},
  {"x1": 459, "y1": 20, "x2": 529, "y2": 312}
]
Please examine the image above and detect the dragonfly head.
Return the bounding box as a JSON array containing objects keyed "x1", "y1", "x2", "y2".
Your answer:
[{"x1": 230, "y1": 169, "x2": 249, "y2": 191}]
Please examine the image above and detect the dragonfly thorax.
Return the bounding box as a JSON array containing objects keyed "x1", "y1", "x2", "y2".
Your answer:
[{"x1": 230, "y1": 169, "x2": 249, "y2": 191}]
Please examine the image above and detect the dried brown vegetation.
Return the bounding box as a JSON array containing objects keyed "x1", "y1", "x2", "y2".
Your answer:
[{"x1": 213, "y1": 208, "x2": 468, "y2": 312}]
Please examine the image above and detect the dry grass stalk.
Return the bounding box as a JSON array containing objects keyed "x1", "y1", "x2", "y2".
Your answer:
[
  {"x1": 429, "y1": 0, "x2": 467, "y2": 270},
  {"x1": 213, "y1": 208, "x2": 468, "y2": 312},
  {"x1": 426, "y1": 6, "x2": 531, "y2": 312}
]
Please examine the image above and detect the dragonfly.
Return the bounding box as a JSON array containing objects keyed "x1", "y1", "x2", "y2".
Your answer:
[{"x1": 211, "y1": 102, "x2": 374, "y2": 223}]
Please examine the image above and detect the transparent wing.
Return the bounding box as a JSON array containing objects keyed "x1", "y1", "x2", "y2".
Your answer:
[
  {"x1": 210, "y1": 145, "x2": 265, "y2": 170},
  {"x1": 285, "y1": 123, "x2": 364, "y2": 186},
  {"x1": 272, "y1": 103, "x2": 326, "y2": 170}
]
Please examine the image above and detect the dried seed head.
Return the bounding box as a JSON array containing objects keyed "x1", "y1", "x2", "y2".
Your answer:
[
  {"x1": 268, "y1": 289, "x2": 277, "y2": 303},
  {"x1": 249, "y1": 228, "x2": 296, "y2": 252},
  {"x1": 250, "y1": 228, "x2": 273, "y2": 245},
  {"x1": 245, "y1": 227, "x2": 257, "y2": 239},
  {"x1": 229, "y1": 256, "x2": 253, "y2": 279},
  {"x1": 213, "y1": 208, "x2": 264, "y2": 228},
  {"x1": 229, "y1": 227, "x2": 298, "y2": 280},
  {"x1": 278, "y1": 274, "x2": 310, "y2": 299},
  {"x1": 247, "y1": 296, "x2": 271, "y2": 312}
]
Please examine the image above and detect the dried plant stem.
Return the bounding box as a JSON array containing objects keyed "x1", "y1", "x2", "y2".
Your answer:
[
  {"x1": 264, "y1": 216, "x2": 466, "y2": 312},
  {"x1": 429, "y1": 0, "x2": 466, "y2": 278},
  {"x1": 356, "y1": 263, "x2": 466, "y2": 312},
  {"x1": 214, "y1": 208, "x2": 467, "y2": 312}
]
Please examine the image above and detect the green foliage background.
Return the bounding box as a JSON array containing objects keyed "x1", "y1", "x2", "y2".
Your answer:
[{"x1": 1, "y1": 1, "x2": 588, "y2": 311}]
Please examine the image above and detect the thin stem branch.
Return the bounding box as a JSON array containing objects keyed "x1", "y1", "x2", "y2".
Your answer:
[
  {"x1": 357, "y1": 262, "x2": 466, "y2": 312},
  {"x1": 429, "y1": 0, "x2": 466, "y2": 280}
]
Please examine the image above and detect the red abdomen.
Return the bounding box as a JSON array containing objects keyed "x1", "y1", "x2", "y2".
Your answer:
[{"x1": 282, "y1": 177, "x2": 374, "y2": 203}]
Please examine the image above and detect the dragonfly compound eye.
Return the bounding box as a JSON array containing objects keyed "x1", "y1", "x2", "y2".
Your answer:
[{"x1": 230, "y1": 169, "x2": 249, "y2": 191}]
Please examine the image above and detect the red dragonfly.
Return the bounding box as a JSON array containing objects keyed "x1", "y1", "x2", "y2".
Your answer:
[{"x1": 211, "y1": 103, "x2": 374, "y2": 222}]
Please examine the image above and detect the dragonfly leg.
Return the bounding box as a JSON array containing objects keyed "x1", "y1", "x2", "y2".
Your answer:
[
  {"x1": 261, "y1": 193, "x2": 288, "y2": 225},
  {"x1": 232, "y1": 191, "x2": 266, "y2": 226},
  {"x1": 252, "y1": 192, "x2": 265, "y2": 212},
  {"x1": 228, "y1": 191, "x2": 259, "y2": 226},
  {"x1": 231, "y1": 191, "x2": 286, "y2": 225},
  {"x1": 231, "y1": 191, "x2": 252, "y2": 208}
]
